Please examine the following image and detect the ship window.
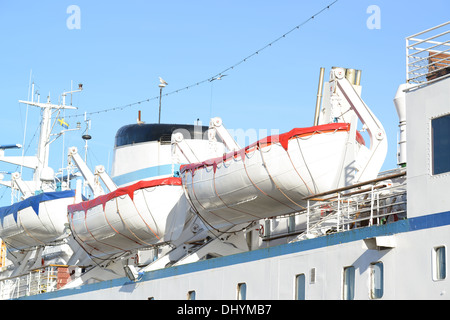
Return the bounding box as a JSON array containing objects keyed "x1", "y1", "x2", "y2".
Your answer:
[
  {"x1": 237, "y1": 283, "x2": 247, "y2": 300},
  {"x1": 288, "y1": 215, "x2": 295, "y2": 233},
  {"x1": 433, "y1": 246, "x2": 446, "y2": 281},
  {"x1": 187, "y1": 290, "x2": 196, "y2": 300},
  {"x1": 310, "y1": 268, "x2": 316, "y2": 284},
  {"x1": 370, "y1": 262, "x2": 384, "y2": 299},
  {"x1": 264, "y1": 219, "x2": 271, "y2": 238},
  {"x1": 343, "y1": 266, "x2": 355, "y2": 300},
  {"x1": 295, "y1": 274, "x2": 306, "y2": 300},
  {"x1": 432, "y1": 115, "x2": 450, "y2": 175}
]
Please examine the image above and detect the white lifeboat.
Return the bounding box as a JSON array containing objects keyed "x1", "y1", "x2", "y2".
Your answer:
[
  {"x1": 181, "y1": 123, "x2": 365, "y2": 230},
  {"x1": 68, "y1": 177, "x2": 188, "y2": 259},
  {"x1": 0, "y1": 190, "x2": 76, "y2": 249}
]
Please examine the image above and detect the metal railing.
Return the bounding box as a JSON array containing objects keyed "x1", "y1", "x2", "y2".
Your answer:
[
  {"x1": 292, "y1": 171, "x2": 406, "y2": 241},
  {"x1": 258, "y1": 171, "x2": 407, "y2": 243},
  {"x1": 407, "y1": 21, "x2": 450, "y2": 86},
  {"x1": 0, "y1": 241, "x2": 6, "y2": 271},
  {"x1": 0, "y1": 265, "x2": 69, "y2": 300}
]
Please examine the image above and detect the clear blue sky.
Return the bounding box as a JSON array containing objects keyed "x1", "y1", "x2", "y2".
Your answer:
[{"x1": 0, "y1": 0, "x2": 448, "y2": 205}]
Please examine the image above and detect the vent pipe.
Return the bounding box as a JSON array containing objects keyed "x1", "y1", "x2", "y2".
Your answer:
[
  {"x1": 314, "y1": 67, "x2": 325, "y2": 126},
  {"x1": 393, "y1": 83, "x2": 410, "y2": 167}
]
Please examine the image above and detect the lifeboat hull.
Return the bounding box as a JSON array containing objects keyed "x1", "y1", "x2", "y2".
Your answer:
[
  {"x1": 68, "y1": 178, "x2": 188, "y2": 258},
  {"x1": 181, "y1": 123, "x2": 361, "y2": 230},
  {"x1": 0, "y1": 190, "x2": 76, "y2": 249}
]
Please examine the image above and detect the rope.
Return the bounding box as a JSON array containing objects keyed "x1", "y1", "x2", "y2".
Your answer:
[
  {"x1": 189, "y1": 171, "x2": 236, "y2": 226},
  {"x1": 285, "y1": 149, "x2": 314, "y2": 195},
  {"x1": 128, "y1": 192, "x2": 161, "y2": 241},
  {"x1": 83, "y1": 205, "x2": 128, "y2": 255},
  {"x1": 212, "y1": 166, "x2": 262, "y2": 220},
  {"x1": 65, "y1": 1, "x2": 339, "y2": 120},
  {"x1": 18, "y1": 213, "x2": 46, "y2": 247},
  {"x1": 295, "y1": 136, "x2": 319, "y2": 193},
  {"x1": 242, "y1": 148, "x2": 297, "y2": 212},
  {"x1": 184, "y1": 171, "x2": 257, "y2": 235},
  {"x1": 114, "y1": 196, "x2": 151, "y2": 245},
  {"x1": 141, "y1": 187, "x2": 163, "y2": 237},
  {"x1": 258, "y1": 145, "x2": 306, "y2": 210}
]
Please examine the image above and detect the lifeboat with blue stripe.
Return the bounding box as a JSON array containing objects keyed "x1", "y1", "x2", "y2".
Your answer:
[{"x1": 0, "y1": 190, "x2": 76, "y2": 249}]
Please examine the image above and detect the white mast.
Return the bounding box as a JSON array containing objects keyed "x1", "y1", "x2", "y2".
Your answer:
[
  {"x1": 0, "y1": 84, "x2": 82, "y2": 197},
  {"x1": 16, "y1": 99, "x2": 77, "y2": 185}
]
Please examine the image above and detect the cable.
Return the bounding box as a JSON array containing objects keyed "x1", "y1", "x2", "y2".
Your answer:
[{"x1": 65, "y1": 1, "x2": 339, "y2": 119}]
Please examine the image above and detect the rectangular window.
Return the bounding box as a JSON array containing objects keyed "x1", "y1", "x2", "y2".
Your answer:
[
  {"x1": 237, "y1": 283, "x2": 247, "y2": 300},
  {"x1": 432, "y1": 115, "x2": 450, "y2": 175},
  {"x1": 434, "y1": 246, "x2": 447, "y2": 280},
  {"x1": 187, "y1": 290, "x2": 196, "y2": 300},
  {"x1": 264, "y1": 219, "x2": 271, "y2": 237},
  {"x1": 288, "y1": 215, "x2": 295, "y2": 233},
  {"x1": 343, "y1": 266, "x2": 355, "y2": 300},
  {"x1": 310, "y1": 268, "x2": 316, "y2": 284},
  {"x1": 370, "y1": 262, "x2": 384, "y2": 299},
  {"x1": 295, "y1": 274, "x2": 306, "y2": 300}
]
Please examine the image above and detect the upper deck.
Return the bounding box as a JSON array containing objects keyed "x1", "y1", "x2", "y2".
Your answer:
[{"x1": 407, "y1": 20, "x2": 450, "y2": 88}]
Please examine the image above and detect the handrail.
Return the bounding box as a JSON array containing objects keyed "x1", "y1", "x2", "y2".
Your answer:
[
  {"x1": 258, "y1": 170, "x2": 407, "y2": 244},
  {"x1": 406, "y1": 21, "x2": 450, "y2": 85},
  {"x1": 0, "y1": 265, "x2": 82, "y2": 300},
  {"x1": 303, "y1": 170, "x2": 406, "y2": 200}
]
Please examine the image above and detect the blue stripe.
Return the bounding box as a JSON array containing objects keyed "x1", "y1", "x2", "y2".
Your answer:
[
  {"x1": 112, "y1": 164, "x2": 180, "y2": 186},
  {"x1": 408, "y1": 211, "x2": 450, "y2": 230},
  {"x1": 20, "y1": 210, "x2": 450, "y2": 300}
]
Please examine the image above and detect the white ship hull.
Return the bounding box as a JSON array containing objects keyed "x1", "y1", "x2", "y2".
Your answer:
[{"x1": 20, "y1": 210, "x2": 450, "y2": 300}]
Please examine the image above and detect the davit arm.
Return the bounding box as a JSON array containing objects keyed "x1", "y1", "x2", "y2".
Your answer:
[
  {"x1": 68, "y1": 147, "x2": 117, "y2": 197},
  {"x1": 331, "y1": 68, "x2": 388, "y2": 182}
]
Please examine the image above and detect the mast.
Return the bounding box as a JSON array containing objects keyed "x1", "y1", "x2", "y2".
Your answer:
[
  {"x1": 16, "y1": 99, "x2": 78, "y2": 185},
  {"x1": 0, "y1": 83, "x2": 82, "y2": 198}
]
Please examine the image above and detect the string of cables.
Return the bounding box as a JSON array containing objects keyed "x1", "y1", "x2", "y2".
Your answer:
[{"x1": 65, "y1": 0, "x2": 338, "y2": 119}]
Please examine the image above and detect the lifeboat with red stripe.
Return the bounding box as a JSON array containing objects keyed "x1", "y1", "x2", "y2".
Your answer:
[
  {"x1": 68, "y1": 178, "x2": 188, "y2": 259},
  {"x1": 181, "y1": 123, "x2": 366, "y2": 230}
]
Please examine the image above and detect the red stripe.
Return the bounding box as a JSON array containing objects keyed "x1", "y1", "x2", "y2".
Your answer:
[
  {"x1": 68, "y1": 177, "x2": 182, "y2": 214},
  {"x1": 181, "y1": 123, "x2": 355, "y2": 173}
]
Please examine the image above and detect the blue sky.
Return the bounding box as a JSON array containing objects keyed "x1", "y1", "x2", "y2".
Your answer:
[{"x1": 0, "y1": 0, "x2": 448, "y2": 205}]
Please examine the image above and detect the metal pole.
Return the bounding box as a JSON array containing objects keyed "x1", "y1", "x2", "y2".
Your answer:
[
  {"x1": 306, "y1": 200, "x2": 310, "y2": 235},
  {"x1": 369, "y1": 185, "x2": 374, "y2": 226},
  {"x1": 313, "y1": 67, "x2": 325, "y2": 126},
  {"x1": 158, "y1": 86, "x2": 163, "y2": 124},
  {"x1": 337, "y1": 193, "x2": 341, "y2": 232},
  {"x1": 355, "y1": 70, "x2": 362, "y2": 86}
]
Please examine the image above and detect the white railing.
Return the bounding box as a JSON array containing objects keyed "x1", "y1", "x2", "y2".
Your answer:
[
  {"x1": 0, "y1": 241, "x2": 6, "y2": 271},
  {"x1": 0, "y1": 265, "x2": 65, "y2": 300},
  {"x1": 407, "y1": 21, "x2": 450, "y2": 86},
  {"x1": 295, "y1": 181, "x2": 406, "y2": 241},
  {"x1": 260, "y1": 170, "x2": 407, "y2": 243}
]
